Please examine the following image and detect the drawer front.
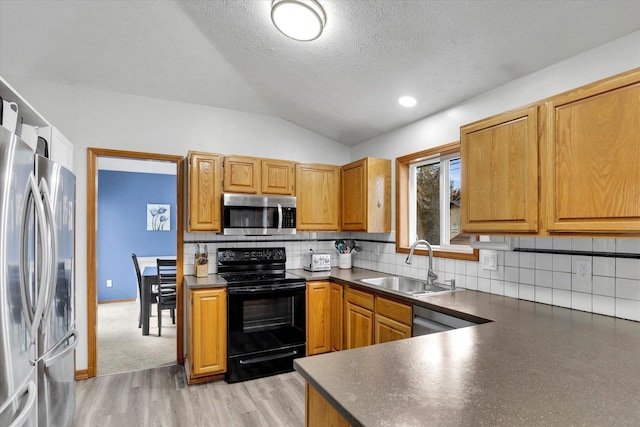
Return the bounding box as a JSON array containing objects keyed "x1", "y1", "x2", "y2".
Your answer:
[
  {"x1": 345, "y1": 287, "x2": 374, "y2": 311},
  {"x1": 376, "y1": 296, "x2": 412, "y2": 325}
]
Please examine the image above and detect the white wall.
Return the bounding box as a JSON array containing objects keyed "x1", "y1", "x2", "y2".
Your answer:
[
  {"x1": 351, "y1": 30, "x2": 640, "y2": 225},
  {"x1": 1, "y1": 76, "x2": 350, "y2": 371}
]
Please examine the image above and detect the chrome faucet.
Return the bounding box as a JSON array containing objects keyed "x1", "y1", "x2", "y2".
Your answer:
[{"x1": 405, "y1": 239, "x2": 438, "y2": 285}]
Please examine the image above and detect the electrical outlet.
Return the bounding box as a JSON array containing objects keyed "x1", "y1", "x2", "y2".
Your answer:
[
  {"x1": 576, "y1": 260, "x2": 592, "y2": 281},
  {"x1": 106, "y1": 279, "x2": 113, "y2": 288},
  {"x1": 481, "y1": 251, "x2": 498, "y2": 271}
]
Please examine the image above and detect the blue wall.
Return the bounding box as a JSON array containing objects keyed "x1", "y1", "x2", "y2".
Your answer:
[{"x1": 97, "y1": 170, "x2": 176, "y2": 302}]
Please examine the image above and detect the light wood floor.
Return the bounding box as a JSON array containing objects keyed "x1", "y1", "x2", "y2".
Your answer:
[{"x1": 73, "y1": 365, "x2": 306, "y2": 426}]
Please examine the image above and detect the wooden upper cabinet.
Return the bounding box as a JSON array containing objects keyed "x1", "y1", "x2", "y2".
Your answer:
[
  {"x1": 223, "y1": 156, "x2": 295, "y2": 195},
  {"x1": 261, "y1": 159, "x2": 295, "y2": 195},
  {"x1": 190, "y1": 288, "x2": 227, "y2": 378},
  {"x1": 295, "y1": 163, "x2": 341, "y2": 231},
  {"x1": 461, "y1": 105, "x2": 539, "y2": 233},
  {"x1": 223, "y1": 156, "x2": 260, "y2": 193},
  {"x1": 341, "y1": 157, "x2": 391, "y2": 232},
  {"x1": 545, "y1": 68, "x2": 640, "y2": 233},
  {"x1": 306, "y1": 281, "x2": 331, "y2": 356},
  {"x1": 187, "y1": 151, "x2": 222, "y2": 232}
]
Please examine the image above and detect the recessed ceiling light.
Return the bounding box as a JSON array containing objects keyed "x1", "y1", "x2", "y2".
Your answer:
[
  {"x1": 271, "y1": 0, "x2": 326, "y2": 42},
  {"x1": 398, "y1": 96, "x2": 417, "y2": 107}
]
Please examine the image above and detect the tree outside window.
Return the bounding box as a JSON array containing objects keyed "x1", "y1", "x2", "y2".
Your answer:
[{"x1": 411, "y1": 156, "x2": 471, "y2": 249}]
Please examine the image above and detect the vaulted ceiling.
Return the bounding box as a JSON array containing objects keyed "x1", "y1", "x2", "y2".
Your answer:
[{"x1": 2, "y1": 0, "x2": 640, "y2": 146}]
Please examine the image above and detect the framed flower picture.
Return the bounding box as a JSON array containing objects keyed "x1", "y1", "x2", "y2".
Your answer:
[{"x1": 147, "y1": 203, "x2": 170, "y2": 231}]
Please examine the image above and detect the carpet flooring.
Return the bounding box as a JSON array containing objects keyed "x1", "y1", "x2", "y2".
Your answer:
[{"x1": 97, "y1": 300, "x2": 176, "y2": 376}]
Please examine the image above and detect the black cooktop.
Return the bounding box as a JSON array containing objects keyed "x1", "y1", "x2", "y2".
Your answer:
[{"x1": 220, "y1": 271, "x2": 304, "y2": 286}]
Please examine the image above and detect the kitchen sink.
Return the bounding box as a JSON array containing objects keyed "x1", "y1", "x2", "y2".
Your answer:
[{"x1": 359, "y1": 276, "x2": 451, "y2": 295}]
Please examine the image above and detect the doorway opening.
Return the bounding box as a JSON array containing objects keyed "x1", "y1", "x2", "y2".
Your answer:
[{"x1": 87, "y1": 148, "x2": 184, "y2": 378}]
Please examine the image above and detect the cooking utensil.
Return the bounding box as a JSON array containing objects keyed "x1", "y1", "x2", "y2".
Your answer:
[{"x1": 351, "y1": 245, "x2": 362, "y2": 253}]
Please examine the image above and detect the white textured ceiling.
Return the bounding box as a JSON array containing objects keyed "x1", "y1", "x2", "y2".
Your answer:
[{"x1": 2, "y1": 0, "x2": 640, "y2": 146}]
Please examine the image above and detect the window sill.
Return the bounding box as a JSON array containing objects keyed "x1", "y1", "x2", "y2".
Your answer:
[{"x1": 396, "y1": 245, "x2": 479, "y2": 261}]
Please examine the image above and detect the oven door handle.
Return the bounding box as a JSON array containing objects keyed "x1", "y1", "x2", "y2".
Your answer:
[
  {"x1": 228, "y1": 282, "x2": 306, "y2": 294},
  {"x1": 239, "y1": 350, "x2": 298, "y2": 365}
]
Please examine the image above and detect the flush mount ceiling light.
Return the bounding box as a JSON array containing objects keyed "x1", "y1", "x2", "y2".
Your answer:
[
  {"x1": 271, "y1": 0, "x2": 326, "y2": 41},
  {"x1": 398, "y1": 96, "x2": 417, "y2": 107}
]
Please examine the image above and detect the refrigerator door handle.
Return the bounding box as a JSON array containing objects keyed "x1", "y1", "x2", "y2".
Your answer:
[
  {"x1": 32, "y1": 327, "x2": 77, "y2": 365},
  {"x1": 42, "y1": 329, "x2": 78, "y2": 367},
  {"x1": 0, "y1": 377, "x2": 36, "y2": 427},
  {"x1": 19, "y1": 172, "x2": 51, "y2": 341},
  {"x1": 38, "y1": 178, "x2": 58, "y2": 327}
]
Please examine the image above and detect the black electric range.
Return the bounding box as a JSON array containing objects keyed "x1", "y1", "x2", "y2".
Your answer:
[{"x1": 218, "y1": 247, "x2": 306, "y2": 383}]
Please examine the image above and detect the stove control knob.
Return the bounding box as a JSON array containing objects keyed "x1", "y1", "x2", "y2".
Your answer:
[{"x1": 274, "y1": 249, "x2": 285, "y2": 260}]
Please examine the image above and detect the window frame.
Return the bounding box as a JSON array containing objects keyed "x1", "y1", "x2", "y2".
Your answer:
[{"x1": 396, "y1": 141, "x2": 479, "y2": 261}]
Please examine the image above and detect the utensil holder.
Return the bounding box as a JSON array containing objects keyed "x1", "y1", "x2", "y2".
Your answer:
[
  {"x1": 195, "y1": 255, "x2": 209, "y2": 277},
  {"x1": 338, "y1": 253, "x2": 352, "y2": 270}
]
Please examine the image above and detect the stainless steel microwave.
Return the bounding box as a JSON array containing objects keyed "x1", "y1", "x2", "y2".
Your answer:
[{"x1": 222, "y1": 193, "x2": 296, "y2": 235}]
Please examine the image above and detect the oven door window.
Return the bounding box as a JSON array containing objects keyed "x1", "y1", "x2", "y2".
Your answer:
[
  {"x1": 228, "y1": 288, "x2": 305, "y2": 356},
  {"x1": 223, "y1": 206, "x2": 278, "y2": 229}
]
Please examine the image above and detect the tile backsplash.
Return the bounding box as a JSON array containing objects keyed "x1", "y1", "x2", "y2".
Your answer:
[{"x1": 183, "y1": 232, "x2": 640, "y2": 322}]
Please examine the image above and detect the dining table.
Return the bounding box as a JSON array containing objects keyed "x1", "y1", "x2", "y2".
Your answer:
[{"x1": 141, "y1": 265, "x2": 176, "y2": 336}]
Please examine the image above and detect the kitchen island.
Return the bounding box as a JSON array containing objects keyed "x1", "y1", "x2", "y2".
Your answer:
[{"x1": 294, "y1": 273, "x2": 640, "y2": 426}]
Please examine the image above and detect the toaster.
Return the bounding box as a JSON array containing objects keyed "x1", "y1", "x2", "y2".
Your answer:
[{"x1": 303, "y1": 251, "x2": 331, "y2": 272}]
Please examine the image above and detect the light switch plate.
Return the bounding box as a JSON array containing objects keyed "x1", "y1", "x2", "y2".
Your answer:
[{"x1": 481, "y1": 251, "x2": 498, "y2": 271}]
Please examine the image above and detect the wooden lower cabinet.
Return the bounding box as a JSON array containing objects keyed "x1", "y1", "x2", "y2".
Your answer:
[
  {"x1": 307, "y1": 281, "x2": 344, "y2": 355},
  {"x1": 187, "y1": 288, "x2": 227, "y2": 384},
  {"x1": 307, "y1": 281, "x2": 332, "y2": 356},
  {"x1": 344, "y1": 287, "x2": 375, "y2": 350},
  {"x1": 343, "y1": 287, "x2": 412, "y2": 349},
  {"x1": 330, "y1": 283, "x2": 343, "y2": 352},
  {"x1": 304, "y1": 284, "x2": 413, "y2": 425},
  {"x1": 375, "y1": 315, "x2": 412, "y2": 344},
  {"x1": 374, "y1": 295, "x2": 412, "y2": 343},
  {"x1": 308, "y1": 282, "x2": 412, "y2": 352},
  {"x1": 306, "y1": 383, "x2": 350, "y2": 427}
]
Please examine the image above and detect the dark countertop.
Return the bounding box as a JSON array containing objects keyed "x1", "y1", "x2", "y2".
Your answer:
[
  {"x1": 292, "y1": 269, "x2": 640, "y2": 426},
  {"x1": 183, "y1": 274, "x2": 227, "y2": 289}
]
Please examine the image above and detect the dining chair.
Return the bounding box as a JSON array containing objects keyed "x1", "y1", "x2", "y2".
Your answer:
[
  {"x1": 132, "y1": 253, "x2": 157, "y2": 328},
  {"x1": 156, "y1": 258, "x2": 177, "y2": 336}
]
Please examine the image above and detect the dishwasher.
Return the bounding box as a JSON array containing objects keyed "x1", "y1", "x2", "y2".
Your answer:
[{"x1": 412, "y1": 305, "x2": 479, "y2": 336}]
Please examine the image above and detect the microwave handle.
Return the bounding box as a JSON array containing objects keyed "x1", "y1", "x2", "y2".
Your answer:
[{"x1": 277, "y1": 203, "x2": 283, "y2": 230}]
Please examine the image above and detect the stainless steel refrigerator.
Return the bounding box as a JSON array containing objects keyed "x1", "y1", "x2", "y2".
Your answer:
[{"x1": 0, "y1": 125, "x2": 77, "y2": 426}]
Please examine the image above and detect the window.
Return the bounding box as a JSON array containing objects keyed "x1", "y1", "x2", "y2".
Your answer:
[{"x1": 396, "y1": 142, "x2": 478, "y2": 261}]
